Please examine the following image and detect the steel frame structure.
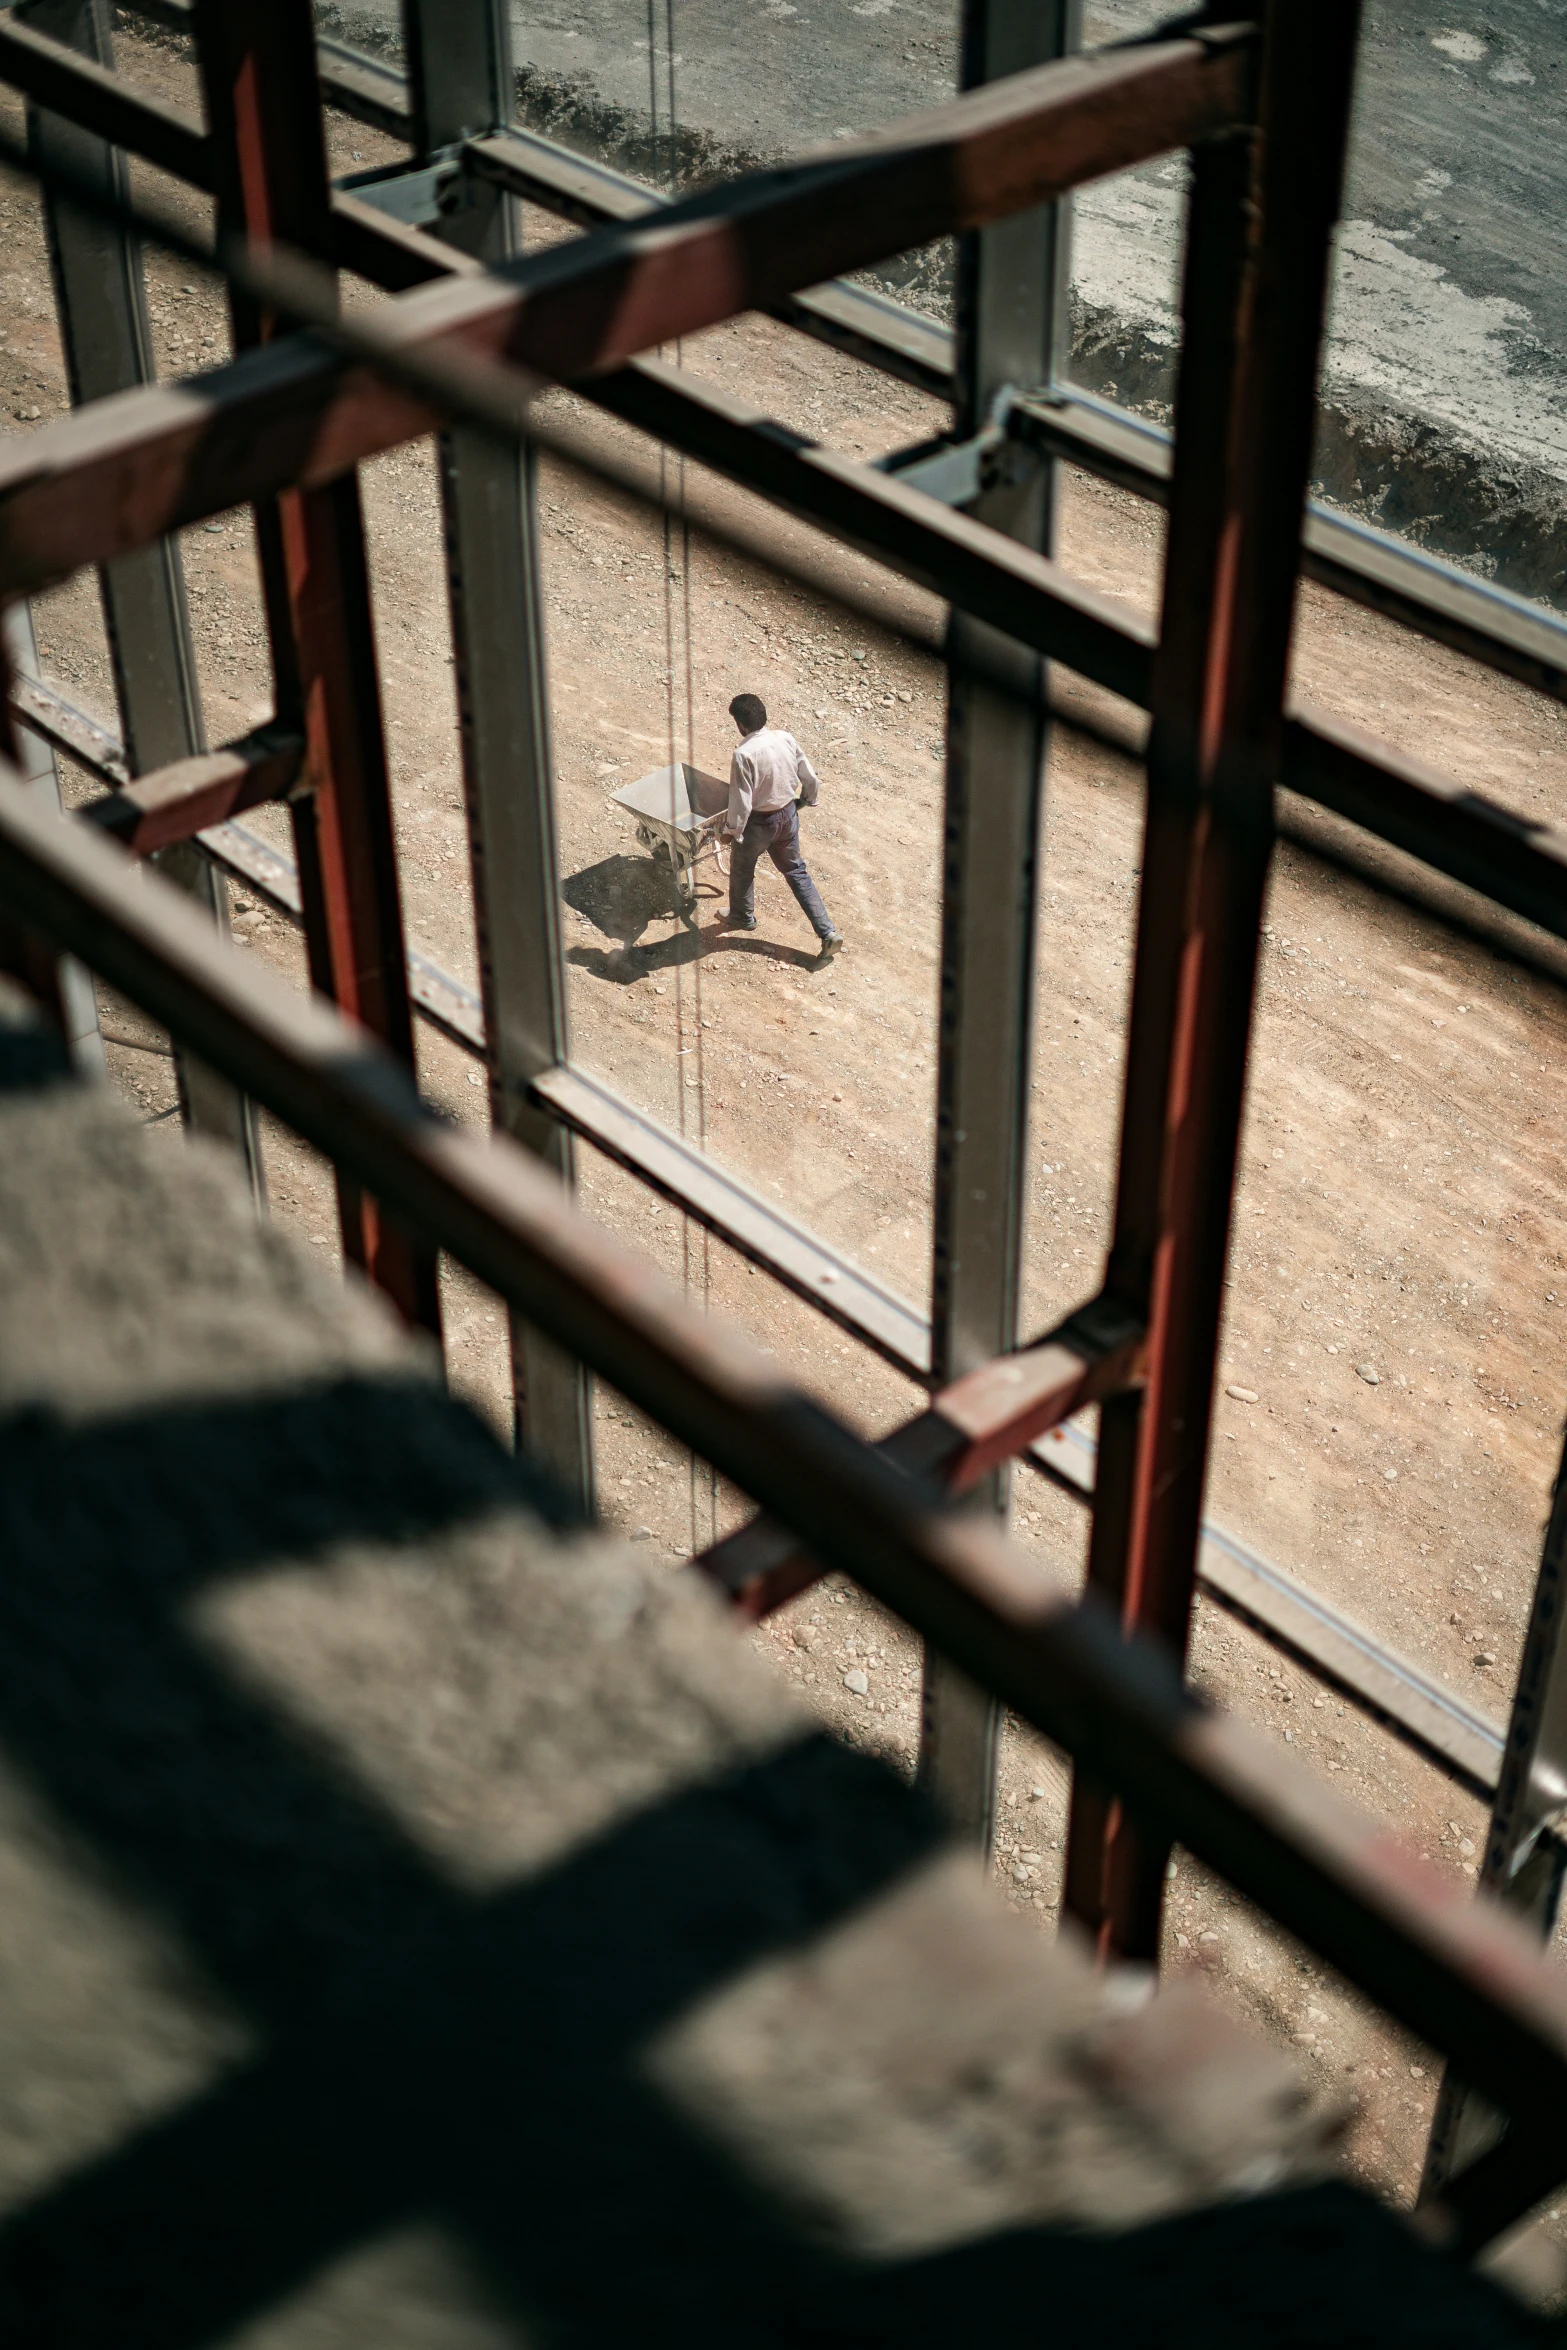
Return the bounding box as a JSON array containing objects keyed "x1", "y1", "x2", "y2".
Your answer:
[{"x1": 2, "y1": 0, "x2": 1567, "y2": 2251}]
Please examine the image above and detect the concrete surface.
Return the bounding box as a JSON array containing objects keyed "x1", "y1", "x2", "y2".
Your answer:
[{"x1": 0, "y1": 1009, "x2": 1548, "y2": 2342}]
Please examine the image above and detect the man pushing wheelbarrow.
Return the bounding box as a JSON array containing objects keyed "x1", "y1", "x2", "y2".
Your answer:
[{"x1": 718, "y1": 693, "x2": 844, "y2": 959}]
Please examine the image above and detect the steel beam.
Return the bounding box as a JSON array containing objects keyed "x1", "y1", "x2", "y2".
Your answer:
[
  {"x1": 530, "y1": 1063, "x2": 931, "y2": 1380},
  {"x1": 464, "y1": 123, "x2": 957, "y2": 401},
  {"x1": 1014, "y1": 386, "x2": 1567, "y2": 707},
  {"x1": 1064, "y1": 0, "x2": 1364, "y2": 1963},
  {"x1": 919, "y1": 0, "x2": 1081, "y2": 1848},
  {"x1": 404, "y1": 0, "x2": 592, "y2": 1506},
  {"x1": 191, "y1": 0, "x2": 439, "y2": 1334},
  {"x1": 27, "y1": 0, "x2": 264, "y2": 1188},
  {"x1": 702, "y1": 1286, "x2": 1141, "y2": 1622},
  {"x1": 78, "y1": 725, "x2": 304, "y2": 852}
]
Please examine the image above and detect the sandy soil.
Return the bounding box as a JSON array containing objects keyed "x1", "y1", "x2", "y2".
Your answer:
[{"x1": 7, "y1": 23, "x2": 1567, "y2": 2225}]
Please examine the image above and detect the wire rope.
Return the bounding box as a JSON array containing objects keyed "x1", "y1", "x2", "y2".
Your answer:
[{"x1": 647, "y1": 0, "x2": 719, "y2": 1557}]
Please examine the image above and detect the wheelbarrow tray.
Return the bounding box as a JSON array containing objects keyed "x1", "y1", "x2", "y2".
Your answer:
[{"x1": 610, "y1": 762, "x2": 728, "y2": 844}]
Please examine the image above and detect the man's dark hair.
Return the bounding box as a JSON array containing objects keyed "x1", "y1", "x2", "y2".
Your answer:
[{"x1": 729, "y1": 692, "x2": 767, "y2": 735}]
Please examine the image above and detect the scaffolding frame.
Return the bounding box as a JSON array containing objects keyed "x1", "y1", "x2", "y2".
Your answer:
[{"x1": 2, "y1": 0, "x2": 1567, "y2": 2250}]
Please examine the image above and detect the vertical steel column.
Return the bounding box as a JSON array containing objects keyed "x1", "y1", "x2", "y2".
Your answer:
[
  {"x1": 1062, "y1": 1, "x2": 1362, "y2": 1962},
  {"x1": 25, "y1": 0, "x2": 261, "y2": 1184},
  {"x1": 1422, "y1": 1453, "x2": 1567, "y2": 2198},
  {"x1": 404, "y1": 0, "x2": 593, "y2": 1507},
  {"x1": 192, "y1": 0, "x2": 440, "y2": 1337},
  {"x1": 919, "y1": 0, "x2": 1079, "y2": 1844},
  {"x1": 1, "y1": 595, "x2": 103, "y2": 1074}
]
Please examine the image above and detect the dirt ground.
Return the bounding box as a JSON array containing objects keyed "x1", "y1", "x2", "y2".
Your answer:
[{"x1": 7, "y1": 22, "x2": 1567, "y2": 2232}]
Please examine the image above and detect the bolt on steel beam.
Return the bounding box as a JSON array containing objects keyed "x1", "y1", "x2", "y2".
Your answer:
[
  {"x1": 1064, "y1": 0, "x2": 1365, "y2": 1964},
  {"x1": 921, "y1": 0, "x2": 1082, "y2": 1852},
  {"x1": 191, "y1": 0, "x2": 439, "y2": 1334}
]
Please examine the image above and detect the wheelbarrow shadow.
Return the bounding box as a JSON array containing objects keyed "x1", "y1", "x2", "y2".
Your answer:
[
  {"x1": 563, "y1": 854, "x2": 687, "y2": 949},
  {"x1": 563, "y1": 857, "x2": 825, "y2": 984}
]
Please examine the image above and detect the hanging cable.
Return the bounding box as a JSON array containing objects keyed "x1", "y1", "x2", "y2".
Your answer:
[{"x1": 647, "y1": 0, "x2": 718, "y2": 1557}]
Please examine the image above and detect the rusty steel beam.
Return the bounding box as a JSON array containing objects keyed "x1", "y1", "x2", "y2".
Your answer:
[
  {"x1": 191, "y1": 0, "x2": 440, "y2": 1337},
  {"x1": 1063, "y1": 0, "x2": 1364, "y2": 1965},
  {"x1": 6, "y1": 774, "x2": 1567, "y2": 2237},
  {"x1": 0, "y1": 27, "x2": 1255, "y2": 593},
  {"x1": 700, "y1": 1291, "x2": 1145, "y2": 1623},
  {"x1": 78, "y1": 724, "x2": 304, "y2": 853},
  {"x1": 466, "y1": 121, "x2": 961, "y2": 402}
]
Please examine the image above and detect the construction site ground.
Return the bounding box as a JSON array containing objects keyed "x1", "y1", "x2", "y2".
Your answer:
[{"x1": 6, "y1": 25, "x2": 1567, "y2": 2238}]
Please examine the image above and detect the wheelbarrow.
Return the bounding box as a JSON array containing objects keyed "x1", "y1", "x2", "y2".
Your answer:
[{"x1": 609, "y1": 761, "x2": 730, "y2": 917}]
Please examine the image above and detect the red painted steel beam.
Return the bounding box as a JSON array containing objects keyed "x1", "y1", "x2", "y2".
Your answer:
[
  {"x1": 701, "y1": 1292, "x2": 1145, "y2": 1621},
  {"x1": 190, "y1": 0, "x2": 440, "y2": 1336},
  {"x1": 78, "y1": 725, "x2": 304, "y2": 854},
  {"x1": 1062, "y1": 0, "x2": 1365, "y2": 1966},
  {"x1": 0, "y1": 28, "x2": 1254, "y2": 595}
]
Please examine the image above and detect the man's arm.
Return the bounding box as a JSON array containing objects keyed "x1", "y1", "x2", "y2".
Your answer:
[
  {"x1": 726, "y1": 745, "x2": 753, "y2": 838},
  {"x1": 794, "y1": 743, "x2": 820, "y2": 808}
]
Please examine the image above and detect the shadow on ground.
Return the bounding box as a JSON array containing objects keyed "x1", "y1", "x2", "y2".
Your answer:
[
  {"x1": 563, "y1": 857, "x2": 831, "y2": 982},
  {"x1": 0, "y1": 1377, "x2": 1542, "y2": 2348},
  {"x1": 564, "y1": 854, "x2": 690, "y2": 948}
]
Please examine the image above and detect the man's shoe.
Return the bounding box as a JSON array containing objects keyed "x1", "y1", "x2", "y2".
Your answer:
[
  {"x1": 726, "y1": 913, "x2": 757, "y2": 931},
  {"x1": 818, "y1": 930, "x2": 844, "y2": 957}
]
